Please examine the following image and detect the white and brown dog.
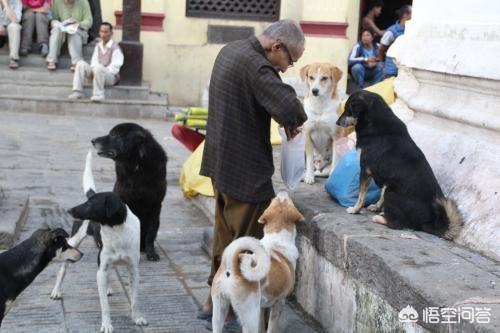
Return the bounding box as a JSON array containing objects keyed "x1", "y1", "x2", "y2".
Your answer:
[
  {"x1": 300, "y1": 63, "x2": 348, "y2": 184},
  {"x1": 211, "y1": 191, "x2": 304, "y2": 333}
]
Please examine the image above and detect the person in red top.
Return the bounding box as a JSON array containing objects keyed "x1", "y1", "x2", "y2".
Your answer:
[{"x1": 20, "y1": 0, "x2": 51, "y2": 56}]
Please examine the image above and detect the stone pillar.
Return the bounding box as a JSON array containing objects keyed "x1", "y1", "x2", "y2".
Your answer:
[
  {"x1": 119, "y1": 0, "x2": 143, "y2": 85},
  {"x1": 389, "y1": 0, "x2": 500, "y2": 260}
]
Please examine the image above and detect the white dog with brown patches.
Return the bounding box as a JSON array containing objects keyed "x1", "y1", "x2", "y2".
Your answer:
[
  {"x1": 211, "y1": 191, "x2": 305, "y2": 333},
  {"x1": 300, "y1": 63, "x2": 349, "y2": 185}
]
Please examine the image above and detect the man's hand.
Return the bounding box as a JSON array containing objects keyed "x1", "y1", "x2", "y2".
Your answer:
[
  {"x1": 51, "y1": 20, "x2": 61, "y2": 29},
  {"x1": 284, "y1": 126, "x2": 302, "y2": 140},
  {"x1": 367, "y1": 56, "x2": 377, "y2": 68}
]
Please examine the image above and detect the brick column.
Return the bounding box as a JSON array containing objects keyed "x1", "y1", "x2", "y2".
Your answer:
[{"x1": 119, "y1": 0, "x2": 143, "y2": 85}]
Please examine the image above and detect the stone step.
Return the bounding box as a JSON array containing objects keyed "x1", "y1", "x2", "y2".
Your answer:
[
  {"x1": 0, "y1": 66, "x2": 74, "y2": 83},
  {"x1": 0, "y1": 79, "x2": 154, "y2": 100},
  {"x1": 0, "y1": 94, "x2": 172, "y2": 120},
  {"x1": 0, "y1": 191, "x2": 29, "y2": 250}
]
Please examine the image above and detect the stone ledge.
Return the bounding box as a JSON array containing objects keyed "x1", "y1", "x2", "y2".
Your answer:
[
  {"x1": 187, "y1": 174, "x2": 500, "y2": 331},
  {"x1": 291, "y1": 180, "x2": 500, "y2": 333}
]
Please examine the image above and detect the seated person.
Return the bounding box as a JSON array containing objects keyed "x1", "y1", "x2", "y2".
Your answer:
[
  {"x1": 46, "y1": 0, "x2": 92, "y2": 71},
  {"x1": 68, "y1": 22, "x2": 123, "y2": 102},
  {"x1": 377, "y1": 5, "x2": 412, "y2": 78},
  {"x1": 361, "y1": 0, "x2": 385, "y2": 39},
  {"x1": 348, "y1": 29, "x2": 383, "y2": 89},
  {"x1": 0, "y1": 0, "x2": 22, "y2": 69},
  {"x1": 20, "y1": 0, "x2": 51, "y2": 57}
]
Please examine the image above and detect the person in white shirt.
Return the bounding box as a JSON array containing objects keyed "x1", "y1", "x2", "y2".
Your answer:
[
  {"x1": 0, "y1": 0, "x2": 22, "y2": 69},
  {"x1": 68, "y1": 22, "x2": 123, "y2": 102}
]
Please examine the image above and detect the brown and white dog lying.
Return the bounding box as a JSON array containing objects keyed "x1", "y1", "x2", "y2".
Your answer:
[
  {"x1": 300, "y1": 63, "x2": 351, "y2": 184},
  {"x1": 211, "y1": 191, "x2": 304, "y2": 333}
]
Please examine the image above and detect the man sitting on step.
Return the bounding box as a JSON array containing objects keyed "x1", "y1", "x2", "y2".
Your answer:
[
  {"x1": 68, "y1": 22, "x2": 123, "y2": 102},
  {"x1": 0, "y1": 0, "x2": 22, "y2": 69}
]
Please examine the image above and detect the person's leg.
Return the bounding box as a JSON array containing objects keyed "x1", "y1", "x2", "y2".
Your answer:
[
  {"x1": 73, "y1": 61, "x2": 90, "y2": 90},
  {"x1": 7, "y1": 22, "x2": 21, "y2": 60},
  {"x1": 67, "y1": 30, "x2": 87, "y2": 65},
  {"x1": 350, "y1": 63, "x2": 366, "y2": 88},
  {"x1": 204, "y1": 188, "x2": 270, "y2": 321},
  {"x1": 372, "y1": 64, "x2": 384, "y2": 84},
  {"x1": 69, "y1": 61, "x2": 90, "y2": 98},
  {"x1": 47, "y1": 26, "x2": 63, "y2": 65},
  {"x1": 21, "y1": 10, "x2": 35, "y2": 53},
  {"x1": 34, "y1": 12, "x2": 49, "y2": 47},
  {"x1": 92, "y1": 64, "x2": 107, "y2": 97}
]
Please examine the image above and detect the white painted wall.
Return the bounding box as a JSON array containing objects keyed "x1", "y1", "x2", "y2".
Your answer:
[
  {"x1": 390, "y1": 0, "x2": 500, "y2": 80},
  {"x1": 389, "y1": 0, "x2": 500, "y2": 261}
]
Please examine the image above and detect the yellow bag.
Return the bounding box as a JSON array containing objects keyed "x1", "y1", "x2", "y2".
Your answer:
[
  {"x1": 339, "y1": 77, "x2": 395, "y2": 114},
  {"x1": 179, "y1": 141, "x2": 215, "y2": 198}
]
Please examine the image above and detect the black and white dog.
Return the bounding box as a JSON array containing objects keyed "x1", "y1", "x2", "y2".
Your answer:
[
  {"x1": 55, "y1": 151, "x2": 147, "y2": 333},
  {"x1": 0, "y1": 228, "x2": 82, "y2": 326},
  {"x1": 92, "y1": 123, "x2": 168, "y2": 261}
]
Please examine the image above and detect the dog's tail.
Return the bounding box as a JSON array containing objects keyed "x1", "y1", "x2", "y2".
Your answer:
[
  {"x1": 83, "y1": 150, "x2": 96, "y2": 198},
  {"x1": 433, "y1": 197, "x2": 463, "y2": 240},
  {"x1": 222, "y1": 236, "x2": 270, "y2": 282}
]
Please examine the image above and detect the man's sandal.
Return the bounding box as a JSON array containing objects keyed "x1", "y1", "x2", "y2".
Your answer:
[
  {"x1": 9, "y1": 59, "x2": 19, "y2": 69},
  {"x1": 47, "y1": 62, "x2": 56, "y2": 71}
]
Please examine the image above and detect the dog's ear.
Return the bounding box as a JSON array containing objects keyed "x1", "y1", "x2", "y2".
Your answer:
[
  {"x1": 291, "y1": 208, "x2": 305, "y2": 224},
  {"x1": 258, "y1": 208, "x2": 274, "y2": 225},
  {"x1": 300, "y1": 65, "x2": 310, "y2": 83},
  {"x1": 331, "y1": 66, "x2": 343, "y2": 83},
  {"x1": 105, "y1": 194, "x2": 122, "y2": 218},
  {"x1": 330, "y1": 66, "x2": 343, "y2": 100},
  {"x1": 51, "y1": 228, "x2": 69, "y2": 243}
]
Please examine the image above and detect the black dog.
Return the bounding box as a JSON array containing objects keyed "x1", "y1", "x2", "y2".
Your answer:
[
  {"x1": 91, "y1": 123, "x2": 167, "y2": 261},
  {"x1": 337, "y1": 90, "x2": 463, "y2": 240},
  {"x1": 0, "y1": 228, "x2": 82, "y2": 325}
]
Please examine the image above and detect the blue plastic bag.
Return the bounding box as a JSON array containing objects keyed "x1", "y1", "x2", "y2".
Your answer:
[{"x1": 325, "y1": 149, "x2": 381, "y2": 207}]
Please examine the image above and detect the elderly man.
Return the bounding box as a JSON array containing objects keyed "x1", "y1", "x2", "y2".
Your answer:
[
  {"x1": 68, "y1": 22, "x2": 123, "y2": 102},
  {"x1": 46, "y1": 0, "x2": 92, "y2": 71},
  {"x1": 199, "y1": 19, "x2": 307, "y2": 331},
  {"x1": 0, "y1": 0, "x2": 22, "y2": 69}
]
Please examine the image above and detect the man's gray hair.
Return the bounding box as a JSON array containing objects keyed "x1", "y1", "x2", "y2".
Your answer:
[{"x1": 262, "y1": 19, "x2": 305, "y2": 49}]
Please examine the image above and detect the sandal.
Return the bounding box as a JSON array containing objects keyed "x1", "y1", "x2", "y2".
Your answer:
[
  {"x1": 70, "y1": 64, "x2": 76, "y2": 72},
  {"x1": 47, "y1": 62, "x2": 56, "y2": 71},
  {"x1": 9, "y1": 59, "x2": 19, "y2": 69}
]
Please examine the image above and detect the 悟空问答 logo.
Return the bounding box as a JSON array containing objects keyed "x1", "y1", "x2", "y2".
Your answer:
[{"x1": 399, "y1": 305, "x2": 419, "y2": 323}]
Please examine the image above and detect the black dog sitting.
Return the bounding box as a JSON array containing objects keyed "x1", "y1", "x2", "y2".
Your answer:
[
  {"x1": 337, "y1": 90, "x2": 463, "y2": 240},
  {"x1": 0, "y1": 228, "x2": 82, "y2": 326},
  {"x1": 91, "y1": 123, "x2": 167, "y2": 261}
]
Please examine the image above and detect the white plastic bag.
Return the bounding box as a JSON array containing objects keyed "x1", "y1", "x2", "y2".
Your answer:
[{"x1": 279, "y1": 128, "x2": 305, "y2": 190}]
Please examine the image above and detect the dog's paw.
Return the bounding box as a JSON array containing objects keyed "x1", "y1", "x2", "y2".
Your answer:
[
  {"x1": 50, "y1": 288, "x2": 62, "y2": 300},
  {"x1": 372, "y1": 215, "x2": 387, "y2": 225},
  {"x1": 146, "y1": 251, "x2": 160, "y2": 261},
  {"x1": 133, "y1": 316, "x2": 148, "y2": 326},
  {"x1": 304, "y1": 174, "x2": 315, "y2": 185},
  {"x1": 100, "y1": 323, "x2": 113, "y2": 333},
  {"x1": 367, "y1": 204, "x2": 380, "y2": 212},
  {"x1": 346, "y1": 206, "x2": 359, "y2": 214},
  {"x1": 107, "y1": 287, "x2": 113, "y2": 296}
]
